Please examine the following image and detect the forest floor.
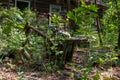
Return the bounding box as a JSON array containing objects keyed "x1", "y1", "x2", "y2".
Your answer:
[{"x1": 0, "y1": 48, "x2": 120, "y2": 80}]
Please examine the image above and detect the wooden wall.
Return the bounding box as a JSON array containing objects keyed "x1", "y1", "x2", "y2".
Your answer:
[
  {"x1": 0, "y1": 0, "x2": 13, "y2": 7},
  {"x1": 0, "y1": 0, "x2": 69, "y2": 14},
  {"x1": 32, "y1": 0, "x2": 56, "y2": 13}
]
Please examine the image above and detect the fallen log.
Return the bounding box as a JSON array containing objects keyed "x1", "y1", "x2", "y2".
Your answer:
[{"x1": 23, "y1": 22, "x2": 53, "y2": 46}]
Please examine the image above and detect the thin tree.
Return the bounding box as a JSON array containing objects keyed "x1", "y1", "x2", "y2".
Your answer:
[
  {"x1": 113, "y1": 0, "x2": 120, "y2": 48},
  {"x1": 95, "y1": 0, "x2": 103, "y2": 45}
]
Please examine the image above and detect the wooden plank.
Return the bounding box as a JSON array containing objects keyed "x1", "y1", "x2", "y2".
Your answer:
[{"x1": 62, "y1": 39, "x2": 89, "y2": 64}]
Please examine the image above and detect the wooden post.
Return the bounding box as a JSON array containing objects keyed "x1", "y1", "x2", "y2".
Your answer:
[
  {"x1": 67, "y1": 0, "x2": 71, "y2": 11},
  {"x1": 77, "y1": 0, "x2": 80, "y2": 7},
  {"x1": 34, "y1": 0, "x2": 36, "y2": 9}
]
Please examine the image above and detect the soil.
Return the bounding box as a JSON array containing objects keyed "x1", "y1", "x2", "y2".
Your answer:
[{"x1": 0, "y1": 49, "x2": 120, "y2": 80}]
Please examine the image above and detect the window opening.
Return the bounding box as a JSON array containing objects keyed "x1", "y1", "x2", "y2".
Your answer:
[
  {"x1": 15, "y1": 0, "x2": 30, "y2": 10},
  {"x1": 49, "y1": 4, "x2": 61, "y2": 26}
]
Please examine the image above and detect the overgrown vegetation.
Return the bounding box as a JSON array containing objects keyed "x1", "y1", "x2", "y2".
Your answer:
[
  {"x1": 0, "y1": 6, "x2": 69, "y2": 68},
  {"x1": 0, "y1": 0, "x2": 120, "y2": 80}
]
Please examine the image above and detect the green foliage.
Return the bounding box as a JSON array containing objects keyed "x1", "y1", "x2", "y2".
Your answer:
[
  {"x1": 0, "y1": 6, "x2": 69, "y2": 70},
  {"x1": 1, "y1": 2, "x2": 119, "y2": 80},
  {"x1": 51, "y1": 13, "x2": 68, "y2": 27},
  {"x1": 70, "y1": 72, "x2": 74, "y2": 78},
  {"x1": 16, "y1": 71, "x2": 28, "y2": 80},
  {"x1": 67, "y1": 0, "x2": 97, "y2": 35},
  {"x1": 101, "y1": 0, "x2": 120, "y2": 46},
  {"x1": 0, "y1": 7, "x2": 36, "y2": 34},
  {"x1": 88, "y1": 49, "x2": 118, "y2": 66},
  {"x1": 0, "y1": 8, "x2": 23, "y2": 30},
  {"x1": 93, "y1": 72, "x2": 101, "y2": 80},
  {"x1": 80, "y1": 69, "x2": 90, "y2": 80},
  {"x1": 49, "y1": 13, "x2": 70, "y2": 57},
  {"x1": 0, "y1": 7, "x2": 41, "y2": 62},
  {"x1": 51, "y1": 14, "x2": 62, "y2": 26}
]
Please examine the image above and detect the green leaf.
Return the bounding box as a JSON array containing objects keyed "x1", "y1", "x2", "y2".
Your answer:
[
  {"x1": 67, "y1": 11, "x2": 76, "y2": 22},
  {"x1": 0, "y1": 51, "x2": 3, "y2": 56},
  {"x1": 56, "y1": 51, "x2": 63, "y2": 55},
  {"x1": 89, "y1": 4, "x2": 98, "y2": 12},
  {"x1": 98, "y1": 58, "x2": 104, "y2": 64},
  {"x1": 3, "y1": 26, "x2": 11, "y2": 34},
  {"x1": 93, "y1": 72, "x2": 100, "y2": 80},
  {"x1": 17, "y1": 71, "x2": 24, "y2": 76},
  {"x1": 112, "y1": 57, "x2": 118, "y2": 60},
  {"x1": 73, "y1": 7, "x2": 83, "y2": 13},
  {"x1": 70, "y1": 72, "x2": 74, "y2": 78}
]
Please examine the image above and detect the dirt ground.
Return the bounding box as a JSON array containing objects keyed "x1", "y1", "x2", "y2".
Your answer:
[{"x1": 0, "y1": 49, "x2": 120, "y2": 80}]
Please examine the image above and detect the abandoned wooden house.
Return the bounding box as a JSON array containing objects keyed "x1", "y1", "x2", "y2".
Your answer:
[{"x1": 0, "y1": 0, "x2": 106, "y2": 29}]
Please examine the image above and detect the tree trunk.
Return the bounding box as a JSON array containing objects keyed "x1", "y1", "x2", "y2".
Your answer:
[
  {"x1": 118, "y1": 27, "x2": 120, "y2": 48},
  {"x1": 96, "y1": 16, "x2": 103, "y2": 45},
  {"x1": 95, "y1": 0, "x2": 103, "y2": 45}
]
